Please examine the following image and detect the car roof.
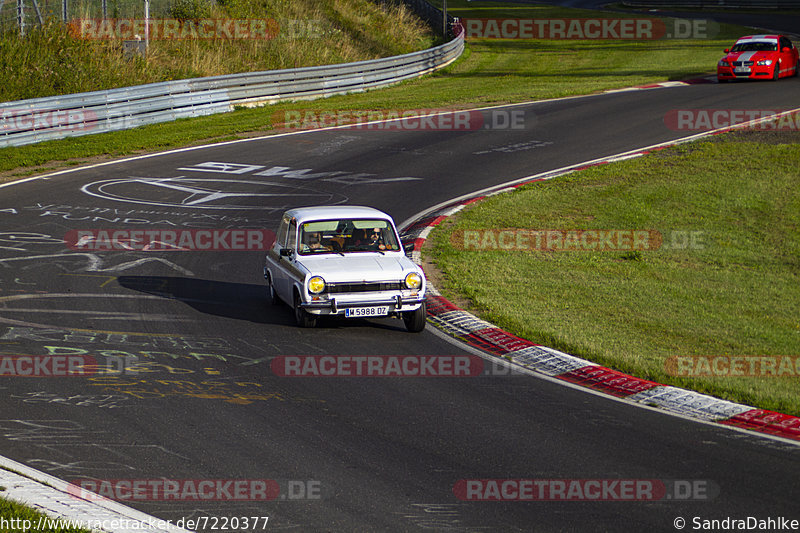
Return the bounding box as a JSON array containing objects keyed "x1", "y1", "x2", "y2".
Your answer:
[
  {"x1": 736, "y1": 35, "x2": 780, "y2": 43},
  {"x1": 285, "y1": 205, "x2": 394, "y2": 225}
]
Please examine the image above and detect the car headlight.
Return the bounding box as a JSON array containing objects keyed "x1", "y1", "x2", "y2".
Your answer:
[
  {"x1": 308, "y1": 276, "x2": 326, "y2": 294},
  {"x1": 756, "y1": 59, "x2": 772, "y2": 66},
  {"x1": 404, "y1": 272, "x2": 422, "y2": 290},
  {"x1": 718, "y1": 59, "x2": 729, "y2": 67}
]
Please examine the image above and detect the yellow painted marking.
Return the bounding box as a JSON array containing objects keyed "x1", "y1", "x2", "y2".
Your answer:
[{"x1": 59, "y1": 273, "x2": 118, "y2": 287}]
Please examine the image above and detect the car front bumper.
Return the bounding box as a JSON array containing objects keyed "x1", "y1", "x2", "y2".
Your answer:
[
  {"x1": 301, "y1": 294, "x2": 426, "y2": 315},
  {"x1": 717, "y1": 66, "x2": 774, "y2": 79}
]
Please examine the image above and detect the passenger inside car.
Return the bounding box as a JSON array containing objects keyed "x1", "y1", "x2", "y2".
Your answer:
[{"x1": 302, "y1": 231, "x2": 331, "y2": 252}]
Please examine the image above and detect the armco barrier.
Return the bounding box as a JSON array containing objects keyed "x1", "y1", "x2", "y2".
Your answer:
[{"x1": 0, "y1": 29, "x2": 464, "y2": 148}]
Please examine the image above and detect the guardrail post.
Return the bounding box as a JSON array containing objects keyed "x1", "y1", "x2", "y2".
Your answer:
[
  {"x1": 17, "y1": 0, "x2": 24, "y2": 35},
  {"x1": 144, "y1": 0, "x2": 150, "y2": 55},
  {"x1": 442, "y1": 0, "x2": 447, "y2": 37}
]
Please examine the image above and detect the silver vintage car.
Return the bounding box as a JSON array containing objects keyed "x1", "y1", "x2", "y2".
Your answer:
[{"x1": 264, "y1": 206, "x2": 427, "y2": 332}]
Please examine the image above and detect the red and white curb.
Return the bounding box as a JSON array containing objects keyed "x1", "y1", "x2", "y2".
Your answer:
[
  {"x1": 0, "y1": 456, "x2": 192, "y2": 533},
  {"x1": 604, "y1": 76, "x2": 715, "y2": 93},
  {"x1": 400, "y1": 112, "x2": 800, "y2": 444}
]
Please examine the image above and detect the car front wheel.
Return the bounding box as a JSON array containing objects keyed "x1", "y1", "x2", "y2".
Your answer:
[
  {"x1": 294, "y1": 292, "x2": 318, "y2": 328},
  {"x1": 403, "y1": 301, "x2": 427, "y2": 333}
]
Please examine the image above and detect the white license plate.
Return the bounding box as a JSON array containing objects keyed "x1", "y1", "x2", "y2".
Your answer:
[
  {"x1": 345, "y1": 306, "x2": 389, "y2": 318},
  {"x1": 734, "y1": 67, "x2": 750, "y2": 73}
]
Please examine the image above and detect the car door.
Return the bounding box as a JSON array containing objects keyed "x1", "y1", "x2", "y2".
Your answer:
[
  {"x1": 779, "y1": 37, "x2": 796, "y2": 74},
  {"x1": 280, "y1": 219, "x2": 301, "y2": 302}
]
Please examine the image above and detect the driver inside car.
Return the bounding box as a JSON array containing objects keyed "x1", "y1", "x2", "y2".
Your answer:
[{"x1": 366, "y1": 227, "x2": 387, "y2": 251}]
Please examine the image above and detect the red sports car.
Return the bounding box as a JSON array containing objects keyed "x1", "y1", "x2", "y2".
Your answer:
[{"x1": 717, "y1": 34, "x2": 799, "y2": 82}]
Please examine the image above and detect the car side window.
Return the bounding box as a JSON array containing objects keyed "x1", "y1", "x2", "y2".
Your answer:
[
  {"x1": 287, "y1": 220, "x2": 297, "y2": 252},
  {"x1": 276, "y1": 215, "x2": 290, "y2": 248}
]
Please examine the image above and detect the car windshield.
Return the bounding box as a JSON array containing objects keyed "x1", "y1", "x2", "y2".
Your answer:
[
  {"x1": 731, "y1": 41, "x2": 777, "y2": 52},
  {"x1": 298, "y1": 218, "x2": 400, "y2": 255}
]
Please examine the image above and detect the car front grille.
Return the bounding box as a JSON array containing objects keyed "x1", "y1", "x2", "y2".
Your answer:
[
  {"x1": 326, "y1": 281, "x2": 404, "y2": 294},
  {"x1": 732, "y1": 61, "x2": 753, "y2": 67}
]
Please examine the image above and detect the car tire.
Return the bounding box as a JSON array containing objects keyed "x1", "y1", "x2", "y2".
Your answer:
[
  {"x1": 266, "y1": 273, "x2": 281, "y2": 306},
  {"x1": 294, "y1": 292, "x2": 317, "y2": 328},
  {"x1": 403, "y1": 301, "x2": 427, "y2": 333},
  {"x1": 772, "y1": 62, "x2": 780, "y2": 80}
]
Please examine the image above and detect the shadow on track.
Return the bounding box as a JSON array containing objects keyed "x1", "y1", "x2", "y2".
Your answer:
[
  {"x1": 116, "y1": 275, "x2": 294, "y2": 324},
  {"x1": 116, "y1": 275, "x2": 408, "y2": 331}
]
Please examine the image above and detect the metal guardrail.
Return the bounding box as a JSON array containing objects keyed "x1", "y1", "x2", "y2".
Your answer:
[{"x1": 0, "y1": 28, "x2": 464, "y2": 148}]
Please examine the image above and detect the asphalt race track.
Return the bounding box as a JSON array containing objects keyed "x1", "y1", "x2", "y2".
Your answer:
[{"x1": 1, "y1": 79, "x2": 799, "y2": 531}]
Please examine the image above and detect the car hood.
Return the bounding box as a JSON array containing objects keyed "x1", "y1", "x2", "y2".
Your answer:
[
  {"x1": 297, "y1": 253, "x2": 420, "y2": 282},
  {"x1": 723, "y1": 50, "x2": 776, "y2": 62}
]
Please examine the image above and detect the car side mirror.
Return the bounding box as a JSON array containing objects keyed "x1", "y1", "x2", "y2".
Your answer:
[
  {"x1": 724, "y1": 48, "x2": 730, "y2": 53},
  {"x1": 782, "y1": 47, "x2": 790, "y2": 53},
  {"x1": 279, "y1": 248, "x2": 294, "y2": 257},
  {"x1": 403, "y1": 242, "x2": 416, "y2": 254}
]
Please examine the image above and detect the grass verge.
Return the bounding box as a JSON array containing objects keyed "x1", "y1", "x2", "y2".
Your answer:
[
  {"x1": 0, "y1": 0, "x2": 434, "y2": 102},
  {"x1": 0, "y1": 494, "x2": 91, "y2": 532},
  {"x1": 426, "y1": 129, "x2": 800, "y2": 416}
]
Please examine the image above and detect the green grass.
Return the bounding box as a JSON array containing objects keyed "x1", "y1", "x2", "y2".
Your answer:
[
  {"x1": 427, "y1": 130, "x2": 800, "y2": 416},
  {"x1": 0, "y1": 0, "x2": 434, "y2": 102},
  {"x1": 0, "y1": 494, "x2": 92, "y2": 532}
]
